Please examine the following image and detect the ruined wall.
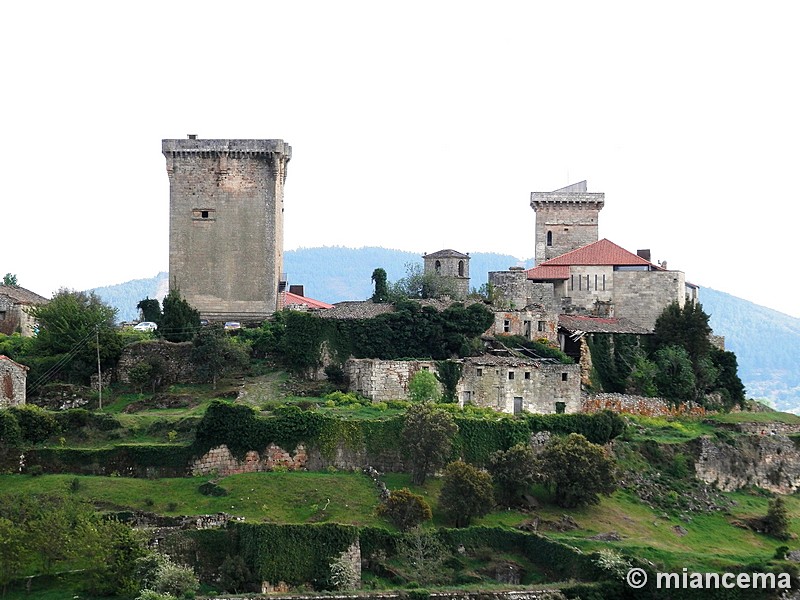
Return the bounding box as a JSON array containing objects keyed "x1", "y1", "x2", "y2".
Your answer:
[
  {"x1": 191, "y1": 442, "x2": 406, "y2": 476},
  {"x1": 582, "y1": 393, "x2": 706, "y2": 417},
  {"x1": 488, "y1": 271, "x2": 555, "y2": 312},
  {"x1": 0, "y1": 357, "x2": 27, "y2": 408},
  {"x1": 116, "y1": 340, "x2": 194, "y2": 385},
  {"x1": 694, "y1": 434, "x2": 800, "y2": 494},
  {"x1": 345, "y1": 359, "x2": 439, "y2": 402},
  {"x1": 613, "y1": 270, "x2": 686, "y2": 330},
  {"x1": 458, "y1": 358, "x2": 581, "y2": 414},
  {"x1": 492, "y1": 308, "x2": 558, "y2": 344},
  {"x1": 164, "y1": 138, "x2": 291, "y2": 320}
]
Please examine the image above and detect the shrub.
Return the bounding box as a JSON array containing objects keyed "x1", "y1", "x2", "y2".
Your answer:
[
  {"x1": 377, "y1": 488, "x2": 432, "y2": 531},
  {"x1": 0, "y1": 410, "x2": 22, "y2": 449},
  {"x1": 764, "y1": 496, "x2": 790, "y2": 541},
  {"x1": 488, "y1": 443, "x2": 537, "y2": 507},
  {"x1": 439, "y1": 461, "x2": 494, "y2": 527},
  {"x1": 402, "y1": 403, "x2": 457, "y2": 485},
  {"x1": 9, "y1": 405, "x2": 60, "y2": 444},
  {"x1": 536, "y1": 433, "x2": 617, "y2": 508},
  {"x1": 408, "y1": 371, "x2": 440, "y2": 403}
]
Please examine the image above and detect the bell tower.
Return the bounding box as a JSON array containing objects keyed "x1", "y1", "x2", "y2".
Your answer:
[{"x1": 530, "y1": 181, "x2": 604, "y2": 265}]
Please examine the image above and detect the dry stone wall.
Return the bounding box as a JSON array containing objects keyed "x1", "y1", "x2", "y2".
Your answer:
[
  {"x1": 0, "y1": 356, "x2": 26, "y2": 408},
  {"x1": 345, "y1": 359, "x2": 439, "y2": 402},
  {"x1": 191, "y1": 444, "x2": 308, "y2": 476},
  {"x1": 582, "y1": 393, "x2": 706, "y2": 417},
  {"x1": 116, "y1": 340, "x2": 194, "y2": 385}
]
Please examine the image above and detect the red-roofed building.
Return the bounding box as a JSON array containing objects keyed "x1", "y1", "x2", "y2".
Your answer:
[
  {"x1": 489, "y1": 182, "x2": 698, "y2": 332},
  {"x1": 281, "y1": 287, "x2": 334, "y2": 311}
]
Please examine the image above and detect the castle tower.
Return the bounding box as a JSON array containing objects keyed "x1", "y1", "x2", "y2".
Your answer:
[
  {"x1": 163, "y1": 137, "x2": 291, "y2": 321},
  {"x1": 423, "y1": 249, "x2": 470, "y2": 299},
  {"x1": 530, "y1": 181, "x2": 604, "y2": 265}
]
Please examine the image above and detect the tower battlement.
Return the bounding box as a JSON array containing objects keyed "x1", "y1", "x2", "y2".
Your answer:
[{"x1": 530, "y1": 181, "x2": 604, "y2": 265}]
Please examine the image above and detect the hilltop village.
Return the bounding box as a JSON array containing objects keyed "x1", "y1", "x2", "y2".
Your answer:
[{"x1": 5, "y1": 137, "x2": 799, "y2": 600}]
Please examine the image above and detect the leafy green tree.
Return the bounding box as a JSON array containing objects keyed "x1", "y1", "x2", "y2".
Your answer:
[
  {"x1": 191, "y1": 327, "x2": 251, "y2": 388},
  {"x1": 27, "y1": 288, "x2": 122, "y2": 384},
  {"x1": 710, "y1": 347, "x2": 746, "y2": 409},
  {"x1": 159, "y1": 289, "x2": 200, "y2": 342},
  {"x1": 535, "y1": 433, "x2": 617, "y2": 508},
  {"x1": 79, "y1": 517, "x2": 146, "y2": 596},
  {"x1": 654, "y1": 345, "x2": 696, "y2": 401},
  {"x1": 488, "y1": 443, "x2": 537, "y2": 507},
  {"x1": 651, "y1": 301, "x2": 713, "y2": 360},
  {"x1": 137, "y1": 297, "x2": 162, "y2": 324},
  {"x1": 2, "y1": 274, "x2": 17, "y2": 286},
  {"x1": 0, "y1": 410, "x2": 23, "y2": 449},
  {"x1": 439, "y1": 460, "x2": 494, "y2": 527},
  {"x1": 219, "y1": 554, "x2": 253, "y2": 594},
  {"x1": 764, "y1": 496, "x2": 790, "y2": 541},
  {"x1": 371, "y1": 268, "x2": 389, "y2": 303},
  {"x1": 409, "y1": 370, "x2": 441, "y2": 403},
  {"x1": 377, "y1": 488, "x2": 432, "y2": 531},
  {"x1": 625, "y1": 349, "x2": 658, "y2": 396},
  {"x1": 390, "y1": 262, "x2": 458, "y2": 299},
  {"x1": 128, "y1": 356, "x2": 169, "y2": 393},
  {"x1": 435, "y1": 360, "x2": 462, "y2": 403},
  {"x1": 402, "y1": 402, "x2": 458, "y2": 485}
]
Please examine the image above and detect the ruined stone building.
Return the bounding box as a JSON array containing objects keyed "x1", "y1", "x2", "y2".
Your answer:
[
  {"x1": 0, "y1": 284, "x2": 48, "y2": 337},
  {"x1": 163, "y1": 137, "x2": 291, "y2": 321},
  {"x1": 0, "y1": 355, "x2": 28, "y2": 408}
]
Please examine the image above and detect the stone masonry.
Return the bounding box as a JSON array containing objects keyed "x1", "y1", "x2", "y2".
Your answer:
[
  {"x1": 345, "y1": 359, "x2": 440, "y2": 403},
  {"x1": 163, "y1": 137, "x2": 291, "y2": 321},
  {"x1": 0, "y1": 355, "x2": 27, "y2": 408}
]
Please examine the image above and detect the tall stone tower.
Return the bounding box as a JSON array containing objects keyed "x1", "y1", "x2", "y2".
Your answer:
[
  {"x1": 163, "y1": 137, "x2": 291, "y2": 321},
  {"x1": 423, "y1": 249, "x2": 470, "y2": 299},
  {"x1": 530, "y1": 181, "x2": 604, "y2": 265}
]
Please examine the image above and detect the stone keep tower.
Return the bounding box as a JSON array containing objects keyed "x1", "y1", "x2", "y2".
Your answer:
[
  {"x1": 530, "y1": 181, "x2": 604, "y2": 265},
  {"x1": 163, "y1": 137, "x2": 291, "y2": 321},
  {"x1": 423, "y1": 249, "x2": 470, "y2": 299}
]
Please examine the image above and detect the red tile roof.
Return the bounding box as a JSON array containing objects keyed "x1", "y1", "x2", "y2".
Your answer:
[
  {"x1": 526, "y1": 264, "x2": 570, "y2": 280},
  {"x1": 540, "y1": 239, "x2": 660, "y2": 268},
  {"x1": 284, "y1": 291, "x2": 334, "y2": 310}
]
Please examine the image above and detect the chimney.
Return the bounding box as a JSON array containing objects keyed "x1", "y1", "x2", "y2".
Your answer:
[
  {"x1": 289, "y1": 284, "x2": 305, "y2": 297},
  {"x1": 637, "y1": 249, "x2": 651, "y2": 262}
]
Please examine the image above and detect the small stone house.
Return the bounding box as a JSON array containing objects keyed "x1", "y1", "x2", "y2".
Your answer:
[
  {"x1": 0, "y1": 285, "x2": 49, "y2": 336},
  {"x1": 0, "y1": 355, "x2": 28, "y2": 408}
]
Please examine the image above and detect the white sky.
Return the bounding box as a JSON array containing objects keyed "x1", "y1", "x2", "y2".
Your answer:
[{"x1": 3, "y1": 1, "x2": 799, "y2": 317}]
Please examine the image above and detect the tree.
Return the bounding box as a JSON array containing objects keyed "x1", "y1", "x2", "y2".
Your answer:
[
  {"x1": 159, "y1": 288, "x2": 200, "y2": 343},
  {"x1": 438, "y1": 461, "x2": 494, "y2": 527},
  {"x1": 377, "y1": 488, "x2": 432, "y2": 531},
  {"x1": 137, "y1": 297, "x2": 162, "y2": 324},
  {"x1": 27, "y1": 288, "x2": 122, "y2": 384},
  {"x1": 394, "y1": 528, "x2": 450, "y2": 585},
  {"x1": 2, "y1": 274, "x2": 17, "y2": 286},
  {"x1": 764, "y1": 496, "x2": 790, "y2": 541},
  {"x1": 219, "y1": 554, "x2": 253, "y2": 594},
  {"x1": 654, "y1": 345, "x2": 696, "y2": 402},
  {"x1": 408, "y1": 370, "x2": 441, "y2": 403},
  {"x1": 535, "y1": 433, "x2": 617, "y2": 508},
  {"x1": 0, "y1": 516, "x2": 28, "y2": 595},
  {"x1": 371, "y1": 268, "x2": 389, "y2": 303},
  {"x1": 488, "y1": 443, "x2": 537, "y2": 507},
  {"x1": 402, "y1": 403, "x2": 458, "y2": 485},
  {"x1": 436, "y1": 360, "x2": 463, "y2": 403},
  {"x1": 390, "y1": 262, "x2": 458, "y2": 300},
  {"x1": 191, "y1": 327, "x2": 251, "y2": 389}
]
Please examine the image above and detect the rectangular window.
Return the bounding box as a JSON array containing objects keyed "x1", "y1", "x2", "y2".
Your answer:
[
  {"x1": 594, "y1": 274, "x2": 598, "y2": 290},
  {"x1": 578, "y1": 275, "x2": 581, "y2": 291},
  {"x1": 503, "y1": 319, "x2": 510, "y2": 333},
  {"x1": 537, "y1": 320, "x2": 546, "y2": 332},
  {"x1": 476, "y1": 368, "x2": 483, "y2": 377},
  {"x1": 192, "y1": 208, "x2": 216, "y2": 221},
  {"x1": 586, "y1": 275, "x2": 590, "y2": 290},
  {"x1": 422, "y1": 366, "x2": 429, "y2": 371},
  {"x1": 555, "y1": 401, "x2": 566, "y2": 414},
  {"x1": 603, "y1": 274, "x2": 606, "y2": 290},
  {"x1": 508, "y1": 371, "x2": 515, "y2": 380},
  {"x1": 524, "y1": 372, "x2": 531, "y2": 380},
  {"x1": 561, "y1": 373, "x2": 568, "y2": 381},
  {"x1": 524, "y1": 320, "x2": 531, "y2": 336},
  {"x1": 570, "y1": 275, "x2": 574, "y2": 291}
]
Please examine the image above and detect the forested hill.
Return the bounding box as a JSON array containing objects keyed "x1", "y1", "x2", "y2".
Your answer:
[{"x1": 91, "y1": 247, "x2": 800, "y2": 412}]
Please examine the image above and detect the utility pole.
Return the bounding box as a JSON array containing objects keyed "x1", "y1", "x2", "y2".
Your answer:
[{"x1": 96, "y1": 325, "x2": 102, "y2": 411}]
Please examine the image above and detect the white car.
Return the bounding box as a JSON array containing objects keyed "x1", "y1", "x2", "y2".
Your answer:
[{"x1": 133, "y1": 321, "x2": 158, "y2": 332}]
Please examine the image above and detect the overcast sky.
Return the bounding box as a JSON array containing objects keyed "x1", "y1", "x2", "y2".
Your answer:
[{"x1": 3, "y1": 1, "x2": 799, "y2": 317}]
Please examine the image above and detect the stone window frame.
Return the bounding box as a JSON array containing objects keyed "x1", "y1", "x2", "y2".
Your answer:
[
  {"x1": 546, "y1": 230, "x2": 553, "y2": 246},
  {"x1": 476, "y1": 368, "x2": 483, "y2": 377},
  {"x1": 508, "y1": 371, "x2": 515, "y2": 380},
  {"x1": 192, "y1": 207, "x2": 217, "y2": 221}
]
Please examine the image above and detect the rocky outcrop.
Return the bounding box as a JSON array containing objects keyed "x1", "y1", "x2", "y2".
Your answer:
[{"x1": 694, "y1": 433, "x2": 800, "y2": 494}]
